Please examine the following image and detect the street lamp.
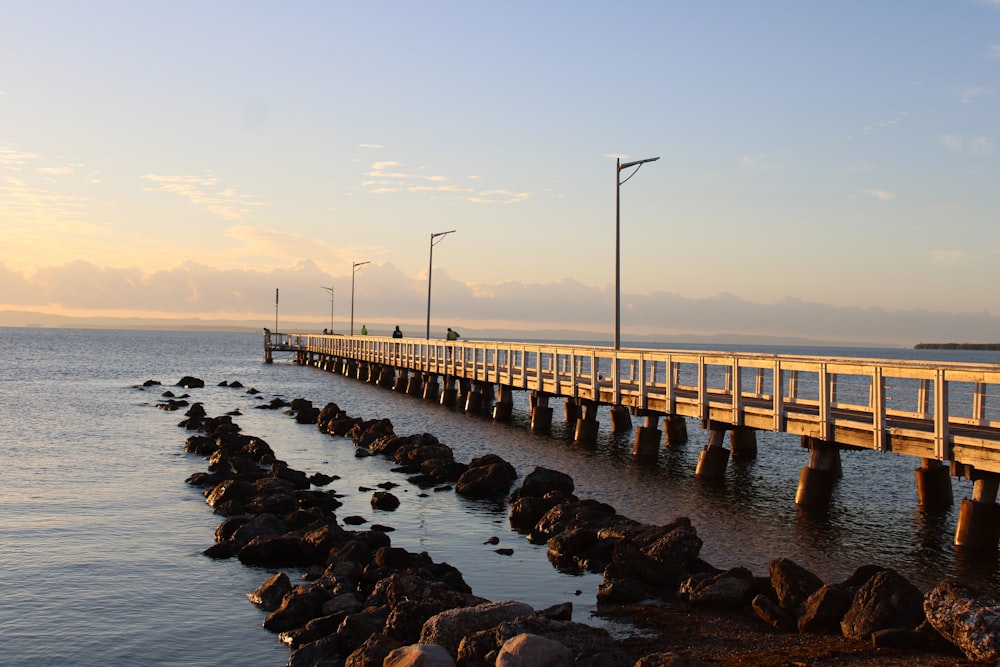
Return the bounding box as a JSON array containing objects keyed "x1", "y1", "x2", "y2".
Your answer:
[
  {"x1": 350, "y1": 261, "x2": 369, "y2": 336},
  {"x1": 321, "y1": 285, "x2": 334, "y2": 332},
  {"x1": 426, "y1": 230, "x2": 456, "y2": 339},
  {"x1": 615, "y1": 156, "x2": 659, "y2": 350}
]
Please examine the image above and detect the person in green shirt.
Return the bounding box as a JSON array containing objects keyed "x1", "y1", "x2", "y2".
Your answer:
[
  {"x1": 360, "y1": 325, "x2": 368, "y2": 335},
  {"x1": 446, "y1": 328, "x2": 459, "y2": 341}
]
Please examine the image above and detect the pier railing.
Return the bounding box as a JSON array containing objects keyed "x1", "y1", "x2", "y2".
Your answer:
[{"x1": 266, "y1": 332, "x2": 1000, "y2": 473}]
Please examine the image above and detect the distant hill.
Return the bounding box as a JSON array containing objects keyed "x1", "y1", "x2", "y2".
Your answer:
[
  {"x1": 0, "y1": 309, "x2": 894, "y2": 348},
  {"x1": 914, "y1": 342, "x2": 1000, "y2": 350}
]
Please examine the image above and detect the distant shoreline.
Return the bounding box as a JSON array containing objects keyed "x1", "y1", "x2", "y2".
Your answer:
[{"x1": 914, "y1": 342, "x2": 1000, "y2": 350}]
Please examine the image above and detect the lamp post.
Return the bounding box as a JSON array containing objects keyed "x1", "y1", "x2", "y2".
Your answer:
[
  {"x1": 350, "y1": 261, "x2": 369, "y2": 336},
  {"x1": 615, "y1": 156, "x2": 659, "y2": 350},
  {"x1": 321, "y1": 285, "x2": 334, "y2": 332},
  {"x1": 426, "y1": 230, "x2": 456, "y2": 339}
]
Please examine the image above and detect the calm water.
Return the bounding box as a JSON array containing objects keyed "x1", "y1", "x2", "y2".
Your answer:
[{"x1": 2, "y1": 327, "x2": 998, "y2": 666}]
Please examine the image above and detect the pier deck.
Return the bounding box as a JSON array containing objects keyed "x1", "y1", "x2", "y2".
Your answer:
[{"x1": 265, "y1": 331, "x2": 1000, "y2": 474}]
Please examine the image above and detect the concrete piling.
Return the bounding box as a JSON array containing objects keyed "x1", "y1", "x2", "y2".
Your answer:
[
  {"x1": 954, "y1": 474, "x2": 1000, "y2": 550},
  {"x1": 915, "y1": 458, "x2": 953, "y2": 509},
  {"x1": 633, "y1": 413, "x2": 661, "y2": 458},
  {"x1": 530, "y1": 392, "x2": 553, "y2": 431},
  {"x1": 795, "y1": 437, "x2": 841, "y2": 507},
  {"x1": 695, "y1": 425, "x2": 730, "y2": 479},
  {"x1": 610, "y1": 405, "x2": 632, "y2": 432},
  {"x1": 664, "y1": 415, "x2": 688, "y2": 446}
]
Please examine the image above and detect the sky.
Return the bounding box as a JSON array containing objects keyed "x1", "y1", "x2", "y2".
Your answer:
[{"x1": 2, "y1": 1, "x2": 999, "y2": 345}]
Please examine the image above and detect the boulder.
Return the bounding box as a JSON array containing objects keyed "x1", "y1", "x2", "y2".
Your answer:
[
  {"x1": 262, "y1": 585, "x2": 331, "y2": 633},
  {"x1": 751, "y1": 593, "x2": 796, "y2": 633},
  {"x1": 509, "y1": 467, "x2": 575, "y2": 501},
  {"x1": 177, "y1": 375, "x2": 205, "y2": 388},
  {"x1": 769, "y1": 557, "x2": 823, "y2": 614},
  {"x1": 384, "y1": 644, "x2": 456, "y2": 667},
  {"x1": 246, "y1": 572, "x2": 292, "y2": 611},
  {"x1": 372, "y1": 491, "x2": 401, "y2": 511},
  {"x1": 495, "y1": 633, "x2": 572, "y2": 667},
  {"x1": 924, "y1": 578, "x2": 1000, "y2": 661},
  {"x1": 797, "y1": 584, "x2": 853, "y2": 634},
  {"x1": 345, "y1": 633, "x2": 404, "y2": 667},
  {"x1": 455, "y1": 460, "x2": 518, "y2": 498},
  {"x1": 494, "y1": 615, "x2": 631, "y2": 667},
  {"x1": 419, "y1": 600, "x2": 535, "y2": 655},
  {"x1": 679, "y1": 567, "x2": 755, "y2": 608},
  {"x1": 840, "y1": 569, "x2": 925, "y2": 640}
]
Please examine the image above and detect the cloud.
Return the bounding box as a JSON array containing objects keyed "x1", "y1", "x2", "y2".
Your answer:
[
  {"x1": 4, "y1": 259, "x2": 1000, "y2": 344},
  {"x1": 140, "y1": 174, "x2": 265, "y2": 220},
  {"x1": 362, "y1": 160, "x2": 533, "y2": 204},
  {"x1": 0, "y1": 145, "x2": 39, "y2": 169},
  {"x1": 948, "y1": 85, "x2": 991, "y2": 104},
  {"x1": 849, "y1": 189, "x2": 894, "y2": 202},
  {"x1": 929, "y1": 249, "x2": 968, "y2": 266},
  {"x1": 467, "y1": 189, "x2": 532, "y2": 204},
  {"x1": 938, "y1": 134, "x2": 994, "y2": 154},
  {"x1": 359, "y1": 144, "x2": 384, "y2": 149}
]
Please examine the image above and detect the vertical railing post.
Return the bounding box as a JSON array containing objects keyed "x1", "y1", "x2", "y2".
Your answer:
[
  {"x1": 873, "y1": 366, "x2": 886, "y2": 452},
  {"x1": 934, "y1": 369, "x2": 949, "y2": 460},
  {"x1": 818, "y1": 363, "x2": 830, "y2": 441}
]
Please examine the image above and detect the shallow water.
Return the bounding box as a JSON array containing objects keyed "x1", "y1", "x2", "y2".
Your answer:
[{"x1": 1, "y1": 327, "x2": 996, "y2": 666}]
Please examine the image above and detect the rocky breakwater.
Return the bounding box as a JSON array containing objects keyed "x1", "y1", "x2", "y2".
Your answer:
[{"x1": 153, "y1": 379, "x2": 1000, "y2": 666}]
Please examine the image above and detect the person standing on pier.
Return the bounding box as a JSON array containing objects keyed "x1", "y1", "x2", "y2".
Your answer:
[
  {"x1": 392, "y1": 325, "x2": 403, "y2": 338},
  {"x1": 446, "y1": 327, "x2": 460, "y2": 341},
  {"x1": 360, "y1": 325, "x2": 368, "y2": 335}
]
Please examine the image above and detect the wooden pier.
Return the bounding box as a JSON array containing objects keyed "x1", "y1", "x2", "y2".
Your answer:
[{"x1": 264, "y1": 330, "x2": 1000, "y2": 550}]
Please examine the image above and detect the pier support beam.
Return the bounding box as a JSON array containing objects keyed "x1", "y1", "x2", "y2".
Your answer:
[
  {"x1": 915, "y1": 458, "x2": 953, "y2": 509},
  {"x1": 610, "y1": 405, "x2": 632, "y2": 433},
  {"x1": 695, "y1": 424, "x2": 730, "y2": 479},
  {"x1": 564, "y1": 398, "x2": 582, "y2": 424},
  {"x1": 422, "y1": 375, "x2": 440, "y2": 402},
  {"x1": 406, "y1": 372, "x2": 424, "y2": 398},
  {"x1": 465, "y1": 382, "x2": 485, "y2": 413},
  {"x1": 440, "y1": 377, "x2": 458, "y2": 407},
  {"x1": 376, "y1": 365, "x2": 395, "y2": 388},
  {"x1": 730, "y1": 427, "x2": 758, "y2": 461},
  {"x1": 574, "y1": 401, "x2": 600, "y2": 445},
  {"x1": 393, "y1": 368, "x2": 409, "y2": 393},
  {"x1": 633, "y1": 413, "x2": 661, "y2": 459},
  {"x1": 795, "y1": 437, "x2": 841, "y2": 507},
  {"x1": 493, "y1": 385, "x2": 514, "y2": 422},
  {"x1": 530, "y1": 392, "x2": 553, "y2": 432},
  {"x1": 955, "y1": 473, "x2": 1000, "y2": 550},
  {"x1": 664, "y1": 415, "x2": 688, "y2": 447}
]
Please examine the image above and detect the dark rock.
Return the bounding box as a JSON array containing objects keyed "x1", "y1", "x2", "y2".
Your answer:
[
  {"x1": 309, "y1": 471, "x2": 338, "y2": 486},
  {"x1": 455, "y1": 459, "x2": 518, "y2": 498},
  {"x1": 752, "y1": 593, "x2": 796, "y2": 633},
  {"x1": 344, "y1": 632, "x2": 402, "y2": 667},
  {"x1": 238, "y1": 534, "x2": 314, "y2": 568},
  {"x1": 177, "y1": 375, "x2": 205, "y2": 388},
  {"x1": 840, "y1": 569, "x2": 925, "y2": 639},
  {"x1": 769, "y1": 557, "x2": 824, "y2": 614},
  {"x1": 371, "y1": 491, "x2": 400, "y2": 511},
  {"x1": 509, "y1": 466, "x2": 575, "y2": 501},
  {"x1": 201, "y1": 542, "x2": 237, "y2": 559},
  {"x1": 247, "y1": 572, "x2": 293, "y2": 611},
  {"x1": 798, "y1": 583, "x2": 853, "y2": 634},
  {"x1": 262, "y1": 585, "x2": 331, "y2": 633},
  {"x1": 679, "y1": 567, "x2": 755, "y2": 608},
  {"x1": 286, "y1": 635, "x2": 343, "y2": 667}
]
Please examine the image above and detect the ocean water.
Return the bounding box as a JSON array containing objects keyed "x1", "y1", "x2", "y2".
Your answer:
[{"x1": 2, "y1": 327, "x2": 998, "y2": 666}]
